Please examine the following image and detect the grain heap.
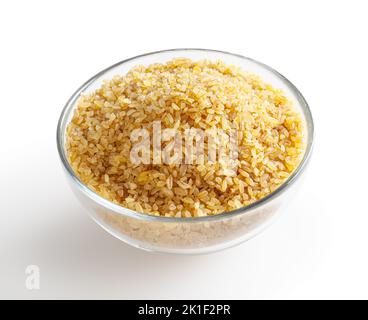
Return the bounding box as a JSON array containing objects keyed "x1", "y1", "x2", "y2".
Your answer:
[{"x1": 66, "y1": 58, "x2": 304, "y2": 217}]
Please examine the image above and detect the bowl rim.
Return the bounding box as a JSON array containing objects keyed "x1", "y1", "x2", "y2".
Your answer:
[{"x1": 56, "y1": 48, "x2": 314, "y2": 223}]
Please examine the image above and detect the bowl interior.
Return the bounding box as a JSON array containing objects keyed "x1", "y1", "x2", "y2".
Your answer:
[{"x1": 57, "y1": 48, "x2": 314, "y2": 223}]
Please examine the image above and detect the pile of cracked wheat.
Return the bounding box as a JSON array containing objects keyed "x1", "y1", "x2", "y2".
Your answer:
[{"x1": 66, "y1": 58, "x2": 305, "y2": 217}]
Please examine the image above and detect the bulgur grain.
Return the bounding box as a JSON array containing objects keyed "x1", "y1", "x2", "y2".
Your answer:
[{"x1": 66, "y1": 58, "x2": 305, "y2": 217}]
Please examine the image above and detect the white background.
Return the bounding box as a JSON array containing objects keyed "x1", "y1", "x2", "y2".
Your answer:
[{"x1": 0, "y1": 0, "x2": 367, "y2": 299}]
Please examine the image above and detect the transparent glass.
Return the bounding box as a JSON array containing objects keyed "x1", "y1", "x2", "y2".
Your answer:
[{"x1": 57, "y1": 49, "x2": 314, "y2": 254}]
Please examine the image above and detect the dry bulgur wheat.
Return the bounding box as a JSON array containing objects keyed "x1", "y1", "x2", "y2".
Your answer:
[{"x1": 66, "y1": 58, "x2": 305, "y2": 218}]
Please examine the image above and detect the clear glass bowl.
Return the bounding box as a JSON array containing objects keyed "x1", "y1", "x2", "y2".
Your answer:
[{"x1": 57, "y1": 49, "x2": 314, "y2": 254}]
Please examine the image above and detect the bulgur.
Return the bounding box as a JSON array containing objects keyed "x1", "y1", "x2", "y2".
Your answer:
[{"x1": 66, "y1": 58, "x2": 305, "y2": 218}]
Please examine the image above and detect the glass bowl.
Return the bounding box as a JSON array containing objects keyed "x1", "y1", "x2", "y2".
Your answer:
[{"x1": 57, "y1": 49, "x2": 314, "y2": 254}]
